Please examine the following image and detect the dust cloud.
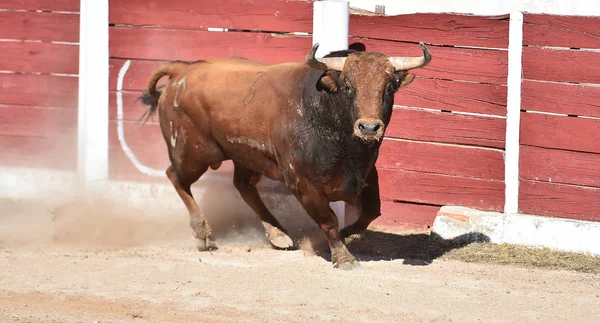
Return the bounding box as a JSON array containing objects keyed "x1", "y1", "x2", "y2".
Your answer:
[{"x1": 0, "y1": 174, "x2": 325, "y2": 254}]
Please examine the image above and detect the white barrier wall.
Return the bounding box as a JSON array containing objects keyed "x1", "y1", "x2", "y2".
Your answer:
[{"x1": 349, "y1": 0, "x2": 600, "y2": 16}]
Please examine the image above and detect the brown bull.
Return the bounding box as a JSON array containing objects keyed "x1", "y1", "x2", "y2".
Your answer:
[{"x1": 140, "y1": 42, "x2": 431, "y2": 269}]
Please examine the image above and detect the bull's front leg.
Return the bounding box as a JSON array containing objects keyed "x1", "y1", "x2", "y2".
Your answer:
[
  {"x1": 340, "y1": 166, "x2": 381, "y2": 247},
  {"x1": 291, "y1": 180, "x2": 360, "y2": 270}
]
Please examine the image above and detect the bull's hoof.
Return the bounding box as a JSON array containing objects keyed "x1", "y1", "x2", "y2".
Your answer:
[
  {"x1": 334, "y1": 259, "x2": 361, "y2": 270},
  {"x1": 267, "y1": 231, "x2": 294, "y2": 250},
  {"x1": 341, "y1": 232, "x2": 363, "y2": 247},
  {"x1": 196, "y1": 238, "x2": 218, "y2": 252}
]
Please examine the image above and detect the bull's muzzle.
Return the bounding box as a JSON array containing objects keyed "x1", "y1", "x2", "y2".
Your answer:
[{"x1": 354, "y1": 119, "x2": 384, "y2": 141}]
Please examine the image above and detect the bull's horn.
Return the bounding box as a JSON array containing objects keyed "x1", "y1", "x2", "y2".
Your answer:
[
  {"x1": 388, "y1": 42, "x2": 432, "y2": 71},
  {"x1": 306, "y1": 43, "x2": 346, "y2": 71}
]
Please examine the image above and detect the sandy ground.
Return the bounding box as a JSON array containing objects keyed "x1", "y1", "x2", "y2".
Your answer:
[{"x1": 1, "y1": 195, "x2": 599, "y2": 323}]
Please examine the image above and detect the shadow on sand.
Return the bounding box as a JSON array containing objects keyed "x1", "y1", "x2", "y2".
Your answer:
[
  {"x1": 197, "y1": 175, "x2": 490, "y2": 266},
  {"x1": 314, "y1": 230, "x2": 491, "y2": 266}
]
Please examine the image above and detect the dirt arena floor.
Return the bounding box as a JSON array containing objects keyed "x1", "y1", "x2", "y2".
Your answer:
[{"x1": 1, "y1": 194, "x2": 599, "y2": 323}]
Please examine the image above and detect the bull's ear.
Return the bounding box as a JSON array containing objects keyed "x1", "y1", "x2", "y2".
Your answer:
[
  {"x1": 393, "y1": 71, "x2": 416, "y2": 91},
  {"x1": 316, "y1": 70, "x2": 340, "y2": 93}
]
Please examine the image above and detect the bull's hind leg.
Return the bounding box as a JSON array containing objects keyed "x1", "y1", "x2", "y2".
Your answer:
[
  {"x1": 232, "y1": 162, "x2": 294, "y2": 249},
  {"x1": 166, "y1": 165, "x2": 217, "y2": 251}
]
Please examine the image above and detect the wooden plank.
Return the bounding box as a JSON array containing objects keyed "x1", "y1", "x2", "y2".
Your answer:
[
  {"x1": 109, "y1": 0, "x2": 313, "y2": 33},
  {"x1": 110, "y1": 27, "x2": 312, "y2": 62},
  {"x1": 396, "y1": 77, "x2": 507, "y2": 116},
  {"x1": 109, "y1": 91, "x2": 156, "y2": 123},
  {"x1": 0, "y1": 41, "x2": 79, "y2": 74},
  {"x1": 0, "y1": 134, "x2": 76, "y2": 171},
  {"x1": 109, "y1": 59, "x2": 163, "y2": 91},
  {"x1": 356, "y1": 37, "x2": 508, "y2": 84},
  {"x1": 0, "y1": 106, "x2": 76, "y2": 137},
  {"x1": 519, "y1": 179, "x2": 600, "y2": 221},
  {"x1": 351, "y1": 13, "x2": 509, "y2": 48},
  {"x1": 110, "y1": 77, "x2": 508, "y2": 120},
  {"x1": 0, "y1": 73, "x2": 78, "y2": 108},
  {"x1": 520, "y1": 145, "x2": 600, "y2": 188},
  {"x1": 377, "y1": 139, "x2": 504, "y2": 181},
  {"x1": 524, "y1": 14, "x2": 600, "y2": 49},
  {"x1": 0, "y1": 11, "x2": 79, "y2": 42},
  {"x1": 523, "y1": 47, "x2": 600, "y2": 84},
  {"x1": 1, "y1": 73, "x2": 77, "y2": 106},
  {"x1": 386, "y1": 107, "x2": 506, "y2": 149},
  {"x1": 520, "y1": 112, "x2": 600, "y2": 154},
  {"x1": 522, "y1": 80, "x2": 600, "y2": 117},
  {"x1": 378, "y1": 168, "x2": 504, "y2": 212},
  {"x1": 108, "y1": 120, "x2": 234, "y2": 181},
  {"x1": 1, "y1": 0, "x2": 79, "y2": 12},
  {"x1": 111, "y1": 59, "x2": 510, "y2": 114},
  {"x1": 372, "y1": 200, "x2": 439, "y2": 231}
]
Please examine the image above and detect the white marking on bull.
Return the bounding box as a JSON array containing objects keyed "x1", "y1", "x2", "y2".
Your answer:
[
  {"x1": 226, "y1": 135, "x2": 269, "y2": 153},
  {"x1": 171, "y1": 129, "x2": 178, "y2": 147},
  {"x1": 116, "y1": 59, "x2": 165, "y2": 177},
  {"x1": 172, "y1": 76, "x2": 187, "y2": 108}
]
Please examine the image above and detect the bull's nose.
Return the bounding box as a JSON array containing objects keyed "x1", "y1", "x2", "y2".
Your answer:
[{"x1": 357, "y1": 120, "x2": 383, "y2": 136}]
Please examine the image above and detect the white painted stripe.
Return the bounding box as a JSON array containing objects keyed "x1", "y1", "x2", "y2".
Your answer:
[
  {"x1": 503, "y1": 12, "x2": 524, "y2": 215},
  {"x1": 116, "y1": 59, "x2": 166, "y2": 177}
]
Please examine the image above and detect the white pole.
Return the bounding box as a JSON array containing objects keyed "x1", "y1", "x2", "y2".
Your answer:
[
  {"x1": 504, "y1": 12, "x2": 524, "y2": 215},
  {"x1": 312, "y1": 1, "x2": 352, "y2": 228},
  {"x1": 312, "y1": 0, "x2": 350, "y2": 58},
  {"x1": 77, "y1": 0, "x2": 109, "y2": 184}
]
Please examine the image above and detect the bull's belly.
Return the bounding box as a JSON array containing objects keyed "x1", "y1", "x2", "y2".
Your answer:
[{"x1": 218, "y1": 139, "x2": 285, "y2": 182}]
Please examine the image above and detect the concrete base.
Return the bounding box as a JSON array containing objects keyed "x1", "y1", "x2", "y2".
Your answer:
[{"x1": 432, "y1": 206, "x2": 600, "y2": 256}]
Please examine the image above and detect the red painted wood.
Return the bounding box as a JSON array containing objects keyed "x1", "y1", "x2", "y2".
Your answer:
[
  {"x1": 110, "y1": 27, "x2": 312, "y2": 63},
  {"x1": 0, "y1": 134, "x2": 76, "y2": 171},
  {"x1": 109, "y1": 91, "x2": 157, "y2": 123},
  {"x1": 356, "y1": 38, "x2": 508, "y2": 84},
  {"x1": 519, "y1": 179, "x2": 600, "y2": 221},
  {"x1": 520, "y1": 112, "x2": 600, "y2": 154},
  {"x1": 109, "y1": 59, "x2": 163, "y2": 91},
  {"x1": 109, "y1": 74, "x2": 508, "y2": 119},
  {"x1": 109, "y1": 0, "x2": 313, "y2": 33},
  {"x1": 0, "y1": 41, "x2": 79, "y2": 74},
  {"x1": 520, "y1": 145, "x2": 600, "y2": 188},
  {"x1": 0, "y1": 73, "x2": 78, "y2": 108},
  {"x1": 0, "y1": 106, "x2": 76, "y2": 137},
  {"x1": 378, "y1": 168, "x2": 504, "y2": 212},
  {"x1": 396, "y1": 77, "x2": 507, "y2": 116},
  {"x1": 1, "y1": 0, "x2": 79, "y2": 12},
  {"x1": 372, "y1": 200, "x2": 438, "y2": 231},
  {"x1": 0, "y1": 11, "x2": 79, "y2": 42},
  {"x1": 109, "y1": 28, "x2": 507, "y2": 85},
  {"x1": 522, "y1": 80, "x2": 600, "y2": 117},
  {"x1": 523, "y1": 47, "x2": 600, "y2": 84},
  {"x1": 108, "y1": 120, "x2": 233, "y2": 181},
  {"x1": 351, "y1": 13, "x2": 509, "y2": 49},
  {"x1": 377, "y1": 139, "x2": 504, "y2": 181},
  {"x1": 109, "y1": 121, "x2": 169, "y2": 171},
  {"x1": 386, "y1": 107, "x2": 506, "y2": 149},
  {"x1": 524, "y1": 14, "x2": 600, "y2": 49}
]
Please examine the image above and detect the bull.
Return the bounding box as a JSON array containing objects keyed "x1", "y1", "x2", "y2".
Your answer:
[{"x1": 140, "y1": 42, "x2": 431, "y2": 269}]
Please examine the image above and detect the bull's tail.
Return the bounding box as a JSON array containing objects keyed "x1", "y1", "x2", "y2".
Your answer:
[{"x1": 138, "y1": 61, "x2": 188, "y2": 124}]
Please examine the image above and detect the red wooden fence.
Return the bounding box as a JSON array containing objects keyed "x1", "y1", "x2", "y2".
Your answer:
[
  {"x1": 3, "y1": 0, "x2": 598, "y2": 229},
  {"x1": 0, "y1": 0, "x2": 80, "y2": 171},
  {"x1": 106, "y1": 0, "x2": 509, "y2": 230},
  {"x1": 519, "y1": 14, "x2": 600, "y2": 221}
]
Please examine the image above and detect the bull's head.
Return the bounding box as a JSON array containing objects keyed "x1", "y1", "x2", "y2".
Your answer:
[{"x1": 306, "y1": 42, "x2": 431, "y2": 141}]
